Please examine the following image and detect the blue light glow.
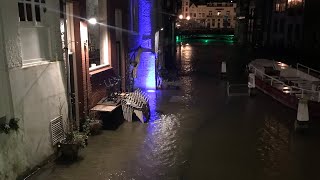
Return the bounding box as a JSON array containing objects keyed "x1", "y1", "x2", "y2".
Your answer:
[
  {"x1": 133, "y1": 0, "x2": 156, "y2": 90},
  {"x1": 147, "y1": 89, "x2": 156, "y2": 93}
]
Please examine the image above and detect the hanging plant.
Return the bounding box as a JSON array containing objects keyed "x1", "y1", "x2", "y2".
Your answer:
[{"x1": 0, "y1": 118, "x2": 20, "y2": 134}]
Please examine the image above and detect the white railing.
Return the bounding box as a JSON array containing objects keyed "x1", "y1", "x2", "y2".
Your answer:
[
  {"x1": 248, "y1": 64, "x2": 320, "y2": 102},
  {"x1": 297, "y1": 63, "x2": 320, "y2": 77}
]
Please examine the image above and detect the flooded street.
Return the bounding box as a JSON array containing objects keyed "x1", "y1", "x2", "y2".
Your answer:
[{"x1": 31, "y1": 41, "x2": 320, "y2": 180}]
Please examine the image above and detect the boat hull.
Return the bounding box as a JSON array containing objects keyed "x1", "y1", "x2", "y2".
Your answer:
[{"x1": 255, "y1": 77, "x2": 320, "y2": 118}]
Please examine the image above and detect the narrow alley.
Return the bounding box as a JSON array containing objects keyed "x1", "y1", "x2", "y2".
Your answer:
[{"x1": 30, "y1": 41, "x2": 320, "y2": 180}]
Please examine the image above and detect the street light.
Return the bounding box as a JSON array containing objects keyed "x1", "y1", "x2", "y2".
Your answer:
[
  {"x1": 88, "y1": 17, "x2": 97, "y2": 25},
  {"x1": 179, "y1": 14, "x2": 183, "y2": 19},
  {"x1": 186, "y1": 16, "x2": 190, "y2": 20}
]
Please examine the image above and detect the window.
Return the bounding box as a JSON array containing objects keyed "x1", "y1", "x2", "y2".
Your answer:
[
  {"x1": 18, "y1": 0, "x2": 46, "y2": 23},
  {"x1": 212, "y1": 19, "x2": 215, "y2": 27},
  {"x1": 18, "y1": 0, "x2": 51, "y2": 65},
  {"x1": 88, "y1": 0, "x2": 110, "y2": 70},
  {"x1": 275, "y1": 0, "x2": 286, "y2": 12},
  {"x1": 186, "y1": 7, "x2": 188, "y2": 11},
  {"x1": 131, "y1": 0, "x2": 139, "y2": 32},
  {"x1": 288, "y1": 0, "x2": 303, "y2": 8},
  {"x1": 287, "y1": 24, "x2": 293, "y2": 41},
  {"x1": 279, "y1": 18, "x2": 285, "y2": 33},
  {"x1": 226, "y1": 11, "x2": 230, "y2": 15},
  {"x1": 202, "y1": 13, "x2": 205, "y2": 17},
  {"x1": 274, "y1": 19, "x2": 278, "y2": 32},
  {"x1": 295, "y1": 24, "x2": 300, "y2": 40},
  {"x1": 186, "y1": 2, "x2": 188, "y2": 6},
  {"x1": 194, "y1": 13, "x2": 196, "y2": 17},
  {"x1": 209, "y1": 11, "x2": 212, "y2": 16}
]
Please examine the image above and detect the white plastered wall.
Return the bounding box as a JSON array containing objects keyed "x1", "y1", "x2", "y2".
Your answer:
[{"x1": 0, "y1": 0, "x2": 68, "y2": 179}]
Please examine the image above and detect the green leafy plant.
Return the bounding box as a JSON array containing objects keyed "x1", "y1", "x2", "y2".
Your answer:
[{"x1": 61, "y1": 131, "x2": 88, "y2": 149}]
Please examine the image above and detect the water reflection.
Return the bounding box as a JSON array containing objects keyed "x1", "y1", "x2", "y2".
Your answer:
[{"x1": 257, "y1": 115, "x2": 291, "y2": 177}]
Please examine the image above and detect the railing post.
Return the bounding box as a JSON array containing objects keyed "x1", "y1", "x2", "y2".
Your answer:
[{"x1": 301, "y1": 90, "x2": 304, "y2": 99}]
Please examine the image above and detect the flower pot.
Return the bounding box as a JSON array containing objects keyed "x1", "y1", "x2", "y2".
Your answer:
[{"x1": 59, "y1": 143, "x2": 80, "y2": 161}]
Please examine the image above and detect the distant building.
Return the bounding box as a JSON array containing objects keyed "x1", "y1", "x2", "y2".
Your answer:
[
  {"x1": 303, "y1": 0, "x2": 320, "y2": 57},
  {"x1": 245, "y1": 0, "x2": 304, "y2": 48},
  {"x1": 181, "y1": 0, "x2": 237, "y2": 29}
]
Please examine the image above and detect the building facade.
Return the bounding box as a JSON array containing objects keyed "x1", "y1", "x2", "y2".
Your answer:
[
  {"x1": 243, "y1": 0, "x2": 304, "y2": 49},
  {"x1": 0, "y1": 0, "x2": 68, "y2": 179},
  {"x1": 181, "y1": 0, "x2": 237, "y2": 29},
  {"x1": 303, "y1": 0, "x2": 320, "y2": 59}
]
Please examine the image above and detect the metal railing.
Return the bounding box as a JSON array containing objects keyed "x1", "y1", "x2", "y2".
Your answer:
[
  {"x1": 297, "y1": 63, "x2": 320, "y2": 77},
  {"x1": 248, "y1": 64, "x2": 320, "y2": 102}
]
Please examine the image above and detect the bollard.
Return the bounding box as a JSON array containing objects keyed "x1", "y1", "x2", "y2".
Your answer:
[
  {"x1": 248, "y1": 73, "x2": 256, "y2": 96},
  {"x1": 295, "y1": 98, "x2": 309, "y2": 132},
  {"x1": 221, "y1": 61, "x2": 227, "y2": 79}
]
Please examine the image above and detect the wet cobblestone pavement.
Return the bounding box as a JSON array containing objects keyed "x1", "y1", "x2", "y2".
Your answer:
[{"x1": 30, "y1": 42, "x2": 320, "y2": 180}]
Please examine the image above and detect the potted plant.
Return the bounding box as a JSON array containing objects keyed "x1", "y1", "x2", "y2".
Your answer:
[{"x1": 58, "y1": 130, "x2": 88, "y2": 161}]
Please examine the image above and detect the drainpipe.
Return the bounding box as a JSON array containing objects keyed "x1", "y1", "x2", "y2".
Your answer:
[{"x1": 63, "y1": 0, "x2": 73, "y2": 132}]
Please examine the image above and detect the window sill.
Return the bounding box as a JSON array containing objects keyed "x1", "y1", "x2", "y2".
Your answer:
[
  {"x1": 22, "y1": 60, "x2": 54, "y2": 69},
  {"x1": 89, "y1": 65, "x2": 113, "y2": 76}
]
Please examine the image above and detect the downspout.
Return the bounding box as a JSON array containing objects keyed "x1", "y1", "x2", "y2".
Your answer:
[
  {"x1": 0, "y1": 5, "x2": 14, "y2": 120},
  {"x1": 63, "y1": 0, "x2": 73, "y2": 132}
]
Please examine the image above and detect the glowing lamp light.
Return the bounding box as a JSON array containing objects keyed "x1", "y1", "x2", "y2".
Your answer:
[
  {"x1": 186, "y1": 16, "x2": 191, "y2": 20},
  {"x1": 217, "y1": 12, "x2": 221, "y2": 16},
  {"x1": 88, "y1": 18, "x2": 97, "y2": 25},
  {"x1": 160, "y1": 28, "x2": 164, "y2": 31},
  {"x1": 179, "y1": 14, "x2": 183, "y2": 19},
  {"x1": 147, "y1": 89, "x2": 156, "y2": 93}
]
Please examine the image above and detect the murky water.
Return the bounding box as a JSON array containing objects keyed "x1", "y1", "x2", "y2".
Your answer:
[{"x1": 31, "y1": 41, "x2": 320, "y2": 180}]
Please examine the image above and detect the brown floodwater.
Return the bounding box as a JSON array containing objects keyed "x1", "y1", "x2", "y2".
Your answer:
[{"x1": 30, "y1": 41, "x2": 320, "y2": 180}]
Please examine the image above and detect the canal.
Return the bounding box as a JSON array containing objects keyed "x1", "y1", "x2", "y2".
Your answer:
[{"x1": 31, "y1": 39, "x2": 320, "y2": 180}]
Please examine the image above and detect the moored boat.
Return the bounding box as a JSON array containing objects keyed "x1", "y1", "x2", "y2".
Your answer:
[{"x1": 248, "y1": 59, "x2": 320, "y2": 118}]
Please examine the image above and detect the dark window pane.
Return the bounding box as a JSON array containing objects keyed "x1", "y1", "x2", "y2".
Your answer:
[
  {"x1": 41, "y1": 0, "x2": 46, "y2": 3},
  {"x1": 26, "y1": 0, "x2": 31, "y2": 1},
  {"x1": 26, "y1": 3, "x2": 32, "y2": 21},
  {"x1": 18, "y1": 3, "x2": 26, "y2": 21},
  {"x1": 35, "y1": 0, "x2": 40, "y2": 2},
  {"x1": 35, "y1": 5, "x2": 41, "y2": 22}
]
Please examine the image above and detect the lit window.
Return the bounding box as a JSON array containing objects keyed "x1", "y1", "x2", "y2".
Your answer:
[
  {"x1": 288, "y1": 0, "x2": 303, "y2": 8},
  {"x1": 275, "y1": 0, "x2": 286, "y2": 12}
]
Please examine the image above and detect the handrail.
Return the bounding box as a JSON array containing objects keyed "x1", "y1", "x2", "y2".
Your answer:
[
  {"x1": 248, "y1": 64, "x2": 320, "y2": 102},
  {"x1": 296, "y1": 63, "x2": 320, "y2": 76}
]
